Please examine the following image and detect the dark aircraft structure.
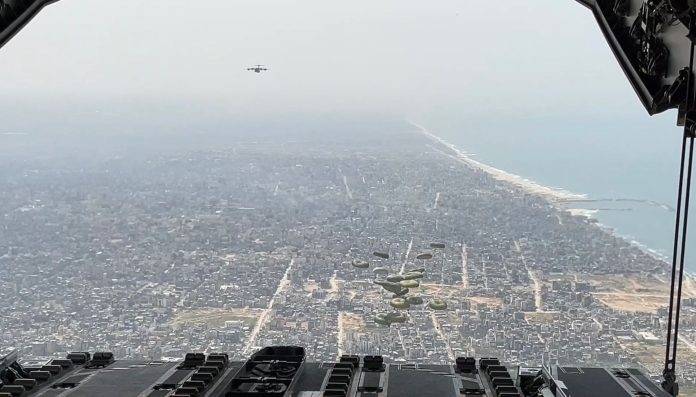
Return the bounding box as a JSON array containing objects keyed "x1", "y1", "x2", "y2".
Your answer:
[
  {"x1": 0, "y1": 0, "x2": 58, "y2": 50},
  {"x1": 0, "y1": 0, "x2": 694, "y2": 396},
  {"x1": 247, "y1": 64, "x2": 268, "y2": 74},
  {"x1": 0, "y1": 346, "x2": 675, "y2": 397},
  {"x1": 574, "y1": 1, "x2": 696, "y2": 395}
]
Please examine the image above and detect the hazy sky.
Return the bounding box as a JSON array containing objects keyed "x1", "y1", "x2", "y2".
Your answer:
[
  {"x1": 0, "y1": 0, "x2": 666, "y2": 119},
  {"x1": 0, "y1": 0, "x2": 691, "y2": 261}
]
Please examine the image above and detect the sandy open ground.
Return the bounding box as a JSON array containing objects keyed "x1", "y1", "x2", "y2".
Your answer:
[
  {"x1": 340, "y1": 312, "x2": 365, "y2": 331},
  {"x1": 565, "y1": 274, "x2": 696, "y2": 313},
  {"x1": 170, "y1": 308, "x2": 262, "y2": 328}
]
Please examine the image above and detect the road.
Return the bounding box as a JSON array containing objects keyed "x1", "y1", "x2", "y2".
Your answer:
[
  {"x1": 431, "y1": 312, "x2": 455, "y2": 361},
  {"x1": 334, "y1": 271, "x2": 345, "y2": 358},
  {"x1": 461, "y1": 243, "x2": 469, "y2": 290},
  {"x1": 527, "y1": 266, "x2": 543, "y2": 312},
  {"x1": 337, "y1": 313, "x2": 345, "y2": 358},
  {"x1": 396, "y1": 327, "x2": 408, "y2": 356},
  {"x1": 592, "y1": 317, "x2": 604, "y2": 331},
  {"x1": 243, "y1": 258, "x2": 295, "y2": 354},
  {"x1": 679, "y1": 335, "x2": 696, "y2": 353},
  {"x1": 481, "y1": 255, "x2": 489, "y2": 289},
  {"x1": 400, "y1": 238, "x2": 414, "y2": 274},
  {"x1": 515, "y1": 240, "x2": 543, "y2": 312},
  {"x1": 338, "y1": 168, "x2": 353, "y2": 200},
  {"x1": 593, "y1": 292, "x2": 670, "y2": 298},
  {"x1": 328, "y1": 270, "x2": 339, "y2": 300}
]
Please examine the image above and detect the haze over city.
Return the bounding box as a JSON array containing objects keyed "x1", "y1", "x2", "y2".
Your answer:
[{"x1": 2, "y1": 1, "x2": 696, "y2": 396}]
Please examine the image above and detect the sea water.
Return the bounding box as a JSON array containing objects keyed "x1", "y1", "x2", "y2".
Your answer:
[{"x1": 415, "y1": 111, "x2": 696, "y2": 272}]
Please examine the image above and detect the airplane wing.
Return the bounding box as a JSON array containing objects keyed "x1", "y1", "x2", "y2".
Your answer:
[{"x1": 0, "y1": 0, "x2": 61, "y2": 50}]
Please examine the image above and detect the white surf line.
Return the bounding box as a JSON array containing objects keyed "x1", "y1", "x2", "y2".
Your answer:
[
  {"x1": 433, "y1": 192, "x2": 441, "y2": 209},
  {"x1": 411, "y1": 120, "x2": 682, "y2": 275},
  {"x1": 400, "y1": 238, "x2": 414, "y2": 274},
  {"x1": 461, "y1": 243, "x2": 469, "y2": 290},
  {"x1": 430, "y1": 312, "x2": 455, "y2": 361},
  {"x1": 243, "y1": 258, "x2": 295, "y2": 354},
  {"x1": 407, "y1": 120, "x2": 584, "y2": 203}
]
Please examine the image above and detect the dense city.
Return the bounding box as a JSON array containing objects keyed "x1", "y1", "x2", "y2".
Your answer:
[{"x1": 1, "y1": 124, "x2": 695, "y2": 390}]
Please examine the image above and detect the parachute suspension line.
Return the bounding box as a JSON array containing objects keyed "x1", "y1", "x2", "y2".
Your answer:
[
  {"x1": 664, "y1": 132, "x2": 688, "y2": 373},
  {"x1": 663, "y1": 15, "x2": 696, "y2": 397}
]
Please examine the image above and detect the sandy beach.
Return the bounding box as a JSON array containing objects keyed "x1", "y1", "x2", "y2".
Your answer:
[
  {"x1": 408, "y1": 120, "x2": 586, "y2": 203},
  {"x1": 409, "y1": 120, "x2": 696, "y2": 283}
]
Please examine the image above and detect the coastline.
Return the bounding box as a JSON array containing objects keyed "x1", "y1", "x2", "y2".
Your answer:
[
  {"x1": 407, "y1": 120, "x2": 586, "y2": 203},
  {"x1": 408, "y1": 120, "x2": 692, "y2": 276}
]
